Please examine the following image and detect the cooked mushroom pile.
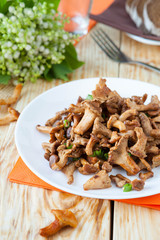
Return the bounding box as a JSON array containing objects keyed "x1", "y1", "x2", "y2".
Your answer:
[{"x1": 36, "y1": 78, "x2": 160, "y2": 192}]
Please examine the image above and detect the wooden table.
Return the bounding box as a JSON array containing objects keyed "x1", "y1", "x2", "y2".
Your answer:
[{"x1": 1, "y1": 24, "x2": 160, "y2": 240}]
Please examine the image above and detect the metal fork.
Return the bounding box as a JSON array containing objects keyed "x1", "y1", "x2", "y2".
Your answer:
[{"x1": 91, "y1": 28, "x2": 160, "y2": 74}]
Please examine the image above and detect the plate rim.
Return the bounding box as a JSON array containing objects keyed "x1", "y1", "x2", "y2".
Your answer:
[
  {"x1": 126, "y1": 33, "x2": 160, "y2": 46},
  {"x1": 15, "y1": 77, "x2": 160, "y2": 199}
]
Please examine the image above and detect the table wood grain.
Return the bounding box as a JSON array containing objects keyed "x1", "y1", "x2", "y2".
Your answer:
[{"x1": 0, "y1": 24, "x2": 160, "y2": 240}]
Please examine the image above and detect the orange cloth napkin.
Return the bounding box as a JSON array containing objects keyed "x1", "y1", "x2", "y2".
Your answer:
[
  {"x1": 8, "y1": 0, "x2": 160, "y2": 211},
  {"x1": 8, "y1": 157, "x2": 160, "y2": 211}
]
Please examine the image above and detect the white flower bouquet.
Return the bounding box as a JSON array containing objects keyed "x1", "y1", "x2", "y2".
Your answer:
[{"x1": 0, "y1": 0, "x2": 84, "y2": 84}]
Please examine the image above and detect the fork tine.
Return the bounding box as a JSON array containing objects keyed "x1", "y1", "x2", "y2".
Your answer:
[
  {"x1": 91, "y1": 34, "x2": 116, "y2": 60},
  {"x1": 92, "y1": 32, "x2": 117, "y2": 58},
  {"x1": 99, "y1": 28, "x2": 129, "y2": 62},
  {"x1": 99, "y1": 28, "x2": 123, "y2": 54},
  {"x1": 96, "y1": 29, "x2": 120, "y2": 57}
]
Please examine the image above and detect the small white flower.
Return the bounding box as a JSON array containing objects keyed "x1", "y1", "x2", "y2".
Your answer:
[
  {"x1": 39, "y1": 46, "x2": 45, "y2": 52},
  {"x1": 7, "y1": 28, "x2": 12, "y2": 34},
  {"x1": 44, "y1": 49, "x2": 50, "y2": 55},
  {"x1": 25, "y1": 45, "x2": 31, "y2": 51},
  {"x1": 22, "y1": 68, "x2": 27, "y2": 74},
  {"x1": 12, "y1": 28, "x2": 17, "y2": 34},
  {"x1": 20, "y1": 2, "x2": 25, "y2": 8},
  {"x1": 0, "y1": 13, "x2": 4, "y2": 19},
  {"x1": 13, "y1": 80, "x2": 19, "y2": 86},
  {"x1": 24, "y1": 8, "x2": 34, "y2": 18},
  {"x1": 10, "y1": 16, "x2": 16, "y2": 22},
  {"x1": 33, "y1": 6, "x2": 37, "y2": 11},
  {"x1": 7, "y1": 55, "x2": 13, "y2": 60},
  {"x1": 23, "y1": 62, "x2": 31, "y2": 67},
  {"x1": 4, "y1": 53, "x2": 9, "y2": 59},
  {"x1": 51, "y1": 9, "x2": 55, "y2": 14},
  {"x1": 12, "y1": 45, "x2": 18, "y2": 51},
  {"x1": 18, "y1": 32, "x2": 24, "y2": 38},
  {"x1": 40, "y1": 65, "x2": 45, "y2": 71},
  {"x1": 14, "y1": 51, "x2": 20, "y2": 59},
  {"x1": 37, "y1": 35, "x2": 42, "y2": 42},
  {"x1": 7, "y1": 41, "x2": 12, "y2": 47},
  {"x1": 8, "y1": 6, "x2": 15, "y2": 13},
  {"x1": 43, "y1": 22, "x2": 48, "y2": 29},
  {"x1": 63, "y1": 34, "x2": 68, "y2": 40},
  {"x1": 42, "y1": 36, "x2": 48, "y2": 42}
]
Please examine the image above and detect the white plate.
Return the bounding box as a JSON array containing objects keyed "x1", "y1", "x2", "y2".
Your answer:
[
  {"x1": 126, "y1": 33, "x2": 160, "y2": 46},
  {"x1": 15, "y1": 77, "x2": 160, "y2": 199}
]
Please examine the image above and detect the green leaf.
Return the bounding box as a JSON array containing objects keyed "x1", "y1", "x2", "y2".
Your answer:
[
  {"x1": 39, "y1": 0, "x2": 60, "y2": 10},
  {"x1": 0, "y1": 74, "x2": 11, "y2": 84},
  {"x1": 65, "y1": 43, "x2": 84, "y2": 70},
  {"x1": 52, "y1": 59, "x2": 73, "y2": 81},
  {"x1": 51, "y1": 44, "x2": 84, "y2": 81},
  {"x1": 0, "y1": 0, "x2": 13, "y2": 14},
  {"x1": 123, "y1": 183, "x2": 132, "y2": 192},
  {"x1": 0, "y1": 0, "x2": 6, "y2": 9},
  {"x1": 43, "y1": 67, "x2": 54, "y2": 81},
  {"x1": 20, "y1": 0, "x2": 34, "y2": 8}
]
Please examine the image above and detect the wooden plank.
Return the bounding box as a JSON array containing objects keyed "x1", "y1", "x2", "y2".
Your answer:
[
  {"x1": 0, "y1": 24, "x2": 119, "y2": 240},
  {"x1": 113, "y1": 202, "x2": 160, "y2": 240},
  {"x1": 113, "y1": 33, "x2": 160, "y2": 240}
]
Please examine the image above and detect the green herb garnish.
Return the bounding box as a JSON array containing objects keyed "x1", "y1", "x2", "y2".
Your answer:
[
  {"x1": 91, "y1": 149, "x2": 108, "y2": 160},
  {"x1": 104, "y1": 153, "x2": 108, "y2": 160},
  {"x1": 128, "y1": 152, "x2": 132, "y2": 157},
  {"x1": 64, "y1": 119, "x2": 70, "y2": 128},
  {"x1": 86, "y1": 94, "x2": 93, "y2": 100},
  {"x1": 123, "y1": 183, "x2": 132, "y2": 192},
  {"x1": 102, "y1": 113, "x2": 106, "y2": 120},
  {"x1": 67, "y1": 144, "x2": 73, "y2": 149}
]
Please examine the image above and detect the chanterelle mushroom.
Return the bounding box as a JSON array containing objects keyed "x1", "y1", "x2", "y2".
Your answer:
[
  {"x1": 126, "y1": 96, "x2": 159, "y2": 112},
  {"x1": 92, "y1": 78, "x2": 111, "y2": 101},
  {"x1": 62, "y1": 162, "x2": 77, "y2": 184},
  {"x1": 85, "y1": 134, "x2": 98, "y2": 156},
  {"x1": 78, "y1": 159, "x2": 99, "y2": 175},
  {"x1": 53, "y1": 148, "x2": 73, "y2": 170},
  {"x1": 152, "y1": 155, "x2": 160, "y2": 168},
  {"x1": 83, "y1": 170, "x2": 111, "y2": 190},
  {"x1": 129, "y1": 127, "x2": 147, "y2": 158},
  {"x1": 74, "y1": 101, "x2": 102, "y2": 135},
  {"x1": 108, "y1": 134, "x2": 140, "y2": 175},
  {"x1": 110, "y1": 175, "x2": 126, "y2": 188},
  {"x1": 119, "y1": 109, "x2": 138, "y2": 122},
  {"x1": 139, "y1": 112, "x2": 153, "y2": 136},
  {"x1": 139, "y1": 171, "x2": 154, "y2": 181},
  {"x1": 92, "y1": 117, "x2": 112, "y2": 138},
  {"x1": 131, "y1": 179, "x2": 145, "y2": 191},
  {"x1": 39, "y1": 209, "x2": 77, "y2": 237},
  {"x1": 107, "y1": 114, "x2": 126, "y2": 132}
]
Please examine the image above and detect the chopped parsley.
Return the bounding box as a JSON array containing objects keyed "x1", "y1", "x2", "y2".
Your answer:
[
  {"x1": 91, "y1": 149, "x2": 108, "y2": 160},
  {"x1": 63, "y1": 119, "x2": 70, "y2": 128},
  {"x1": 123, "y1": 183, "x2": 132, "y2": 192},
  {"x1": 86, "y1": 94, "x2": 93, "y2": 100}
]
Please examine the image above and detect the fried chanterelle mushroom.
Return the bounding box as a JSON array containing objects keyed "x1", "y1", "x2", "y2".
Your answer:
[
  {"x1": 40, "y1": 209, "x2": 77, "y2": 237},
  {"x1": 37, "y1": 78, "x2": 160, "y2": 192}
]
